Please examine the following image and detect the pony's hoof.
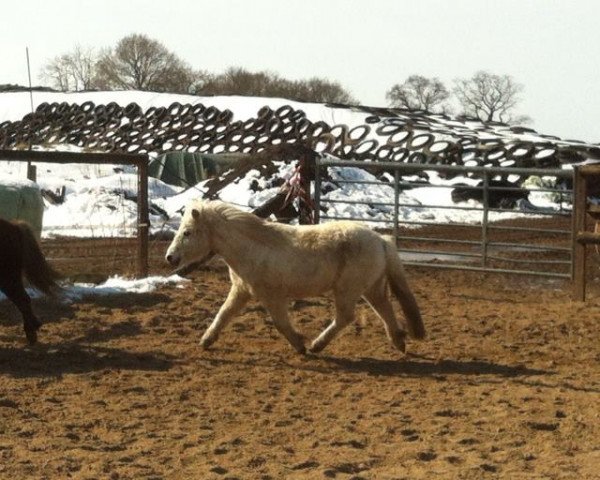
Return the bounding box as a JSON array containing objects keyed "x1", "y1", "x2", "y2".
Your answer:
[
  {"x1": 24, "y1": 328, "x2": 38, "y2": 345},
  {"x1": 200, "y1": 336, "x2": 215, "y2": 350},
  {"x1": 391, "y1": 331, "x2": 407, "y2": 353}
]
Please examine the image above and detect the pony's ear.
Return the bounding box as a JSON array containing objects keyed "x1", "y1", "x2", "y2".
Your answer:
[{"x1": 191, "y1": 208, "x2": 200, "y2": 220}]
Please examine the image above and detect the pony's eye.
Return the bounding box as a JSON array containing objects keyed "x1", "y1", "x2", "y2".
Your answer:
[{"x1": 183, "y1": 230, "x2": 191, "y2": 237}]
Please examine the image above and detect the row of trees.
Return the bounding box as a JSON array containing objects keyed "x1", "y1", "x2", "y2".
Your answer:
[
  {"x1": 41, "y1": 35, "x2": 202, "y2": 93},
  {"x1": 40, "y1": 34, "x2": 355, "y2": 105},
  {"x1": 40, "y1": 33, "x2": 529, "y2": 124},
  {"x1": 386, "y1": 73, "x2": 530, "y2": 124}
]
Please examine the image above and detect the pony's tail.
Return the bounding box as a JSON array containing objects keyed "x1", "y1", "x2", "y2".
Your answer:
[
  {"x1": 16, "y1": 222, "x2": 61, "y2": 295},
  {"x1": 383, "y1": 238, "x2": 426, "y2": 340}
]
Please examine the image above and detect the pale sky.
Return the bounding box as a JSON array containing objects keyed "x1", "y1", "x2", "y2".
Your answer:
[{"x1": 2, "y1": 0, "x2": 600, "y2": 142}]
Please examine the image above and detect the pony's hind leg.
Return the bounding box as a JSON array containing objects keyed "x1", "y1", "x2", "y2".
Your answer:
[
  {"x1": 309, "y1": 293, "x2": 358, "y2": 354},
  {"x1": 0, "y1": 279, "x2": 42, "y2": 345},
  {"x1": 363, "y1": 277, "x2": 406, "y2": 352},
  {"x1": 262, "y1": 299, "x2": 306, "y2": 354},
  {"x1": 201, "y1": 285, "x2": 251, "y2": 349}
]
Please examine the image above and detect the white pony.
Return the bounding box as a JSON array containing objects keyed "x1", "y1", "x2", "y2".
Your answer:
[{"x1": 166, "y1": 200, "x2": 425, "y2": 354}]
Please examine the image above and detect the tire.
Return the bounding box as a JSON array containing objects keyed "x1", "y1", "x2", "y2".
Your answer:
[
  {"x1": 241, "y1": 133, "x2": 257, "y2": 145},
  {"x1": 329, "y1": 124, "x2": 348, "y2": 142},
  {"x1": 484, "y1": 146, "x2": 506, "y2": 163},
  {"x1": 407, "y1": 133, "x2": 434, "y2": 151},
  {"x1": 391, "y1": 148, "x2": 409, "y2": 162},
  {"x1": 106, "y1": 102, "x2": 122, "y2": 117},
  {"x1": 408, "y1": 151, "x2": 427, "y2": 164},
  {"x1": 191, "y1": 103, "x2": 206, "y2": 116},
  {"x1": 375, "y1": 145, "x2": 393, "y2": 161},
  {"x1": 93, "y1": 104, "x2": 107, "y2": 117},
  {"x1": 258, "y1": 106, "x2": 274, "y2": 121},
  {"x1": 203, "y1": 106, "x2": 219, "y2": 122},
  {"x1": 168, "y1": 102, "x2": 183, "y2": 117},
  {"x1": 346, "y1": 125, "x2": 370, "y2": 145},
  {"x1": 217, "y1": 109, "x2": 233, "y2": 124},
  {"x1": 179, "y1": 104, "x2": 192, "y2": 117},
  {"x1": 275, "y1": 105, "x2": 293, "y2": 119},
  {"x1": 296, "y1": 118, "x2": 313, "y2": 136},
  {"x1": 354, "y1": 139, "x2": 378, "y2": 155},
  {"x1": 35, "y1": 102, "x2": 50, "y2": 115},
  {"x1": 308, "y1": 121, "x2": 331, "y2": 137},
  {"x1": 281, "y1": 122, "x2": 297, "y2": 139},
  {"x1": 71, "y1": 113, "x2": 87, "y2": 128},
  {"x1": 312, "y1": 133, "x2": 335, "y2": 153},
  {"x1": 386, "y1": 130, "x2": 412, "y2": 147},
  {"x1": 124, "y1": 102, "x2": 142, "y2": 119},
  {"x1": 290, "y1": 109, "x2": 306, "y2": 122},
  {"x1": 534, "y1": 146, "x2": 557, "y2": 161},
  {"x1": 80, "y1": 101, "x2": 95, "y2": 113},
  {"x1": 376, "y1": 123, "x2": 404, "y2": 136},
  {"x1": 507, "y1": 142, "x2": 534, "y2": 159},
  {"x1": 425, "y1": 140, "x2": 452, "y2": 156},
  {"x1": 57, "y1": 102, "x2": 70, "y2": 115}
]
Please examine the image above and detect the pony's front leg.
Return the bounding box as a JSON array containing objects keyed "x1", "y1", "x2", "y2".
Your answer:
[
  {"x1": 200, "y1": 286, "x2": 251, "y2": 349},
  {"x1": 262, "y1": 299, "x2": 306, "y2": 354}
]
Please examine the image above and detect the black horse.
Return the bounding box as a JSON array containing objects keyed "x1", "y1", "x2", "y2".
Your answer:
[{"x1": 0, "y1": 218, "x2": 60, "y2": 344}]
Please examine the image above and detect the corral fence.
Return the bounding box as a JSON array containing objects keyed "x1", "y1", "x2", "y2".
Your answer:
[
  {"x1": 0, "y1": 149, "x2": 150, "y2": 278},
  {"x1": 314, "y1": 157, "x2": 574, "y2": 280}
]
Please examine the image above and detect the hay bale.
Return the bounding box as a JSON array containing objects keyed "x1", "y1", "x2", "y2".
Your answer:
[{"x1": 0, "y1": 175, "x2": 44, "y2": 238}]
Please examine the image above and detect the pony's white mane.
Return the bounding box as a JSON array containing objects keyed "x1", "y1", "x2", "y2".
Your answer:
[
  {"x1": 204, "y1": 201, "x2": 266, "y2": 227},
  {"x1": 194, "y1": 201, "x2": 289, "y2": 247}
]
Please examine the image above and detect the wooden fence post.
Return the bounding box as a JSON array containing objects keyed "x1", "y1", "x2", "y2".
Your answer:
[{"x1": 137, "y1": 157, "x2": 149, "y2": 278}]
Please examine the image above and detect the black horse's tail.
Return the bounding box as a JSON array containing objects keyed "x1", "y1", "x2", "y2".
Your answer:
[{"x1": 16, "y1": 221, "x2": 61, "y2": 295}]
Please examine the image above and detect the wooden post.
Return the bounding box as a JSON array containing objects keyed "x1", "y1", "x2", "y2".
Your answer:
[
  {"x1": 137, "y1": 157, "x2": 149, "y2": 278},
  {"x1": 27, "y1": 163, "x2": 37, "y2": 182},
  {"x1": 572, "y1": 166, "x2": 587, "y2": 301},
  {"x1": 298, "y1": 152, "x2": 314, "y2": 225},
  {"x1": 393, "y1": 169, "x2": 400, "y2": 244},
  {"x1": 481, "y1": 172, "x2": 490, "y2": 268},
  {"x1": 313, "y1": 155, "x2": 321, "y2": 224}
]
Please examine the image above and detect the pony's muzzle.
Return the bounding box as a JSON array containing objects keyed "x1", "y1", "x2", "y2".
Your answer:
[{"x1": 166, "y1": 253, "x2": 180, "y2": 267}]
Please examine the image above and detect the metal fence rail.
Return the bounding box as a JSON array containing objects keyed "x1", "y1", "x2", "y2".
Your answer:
[{"x1": 314, "y1": 158, "x2": 574, "y2": 279}]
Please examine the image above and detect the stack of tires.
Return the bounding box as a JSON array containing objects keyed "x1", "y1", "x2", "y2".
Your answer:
[{"x1": 0, "y1": 99, "x2": 588, "y2": 171}]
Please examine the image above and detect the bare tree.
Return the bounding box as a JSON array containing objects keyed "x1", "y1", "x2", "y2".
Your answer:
[
  {"x1": 296, "y1": 77, "x2": 355, "y2": 104},
  {"x1": 386, "y1": 75, "x2": 450, "y2": 112},
  {"x1": 195, "y1": 67, "x2": 355, "y2": 103},
  {"x1": 40, "y1": 45, "x2": 97, "y2": 91},
  {"x1": 453, "y1": 71, "x2": 530, "y2": 124},
  {"x1": 195, "y1": 67, "x2": 275, "y2": 97},
  {"x1": 94, "y1": 34, "x2": 202, "y2": 93}
]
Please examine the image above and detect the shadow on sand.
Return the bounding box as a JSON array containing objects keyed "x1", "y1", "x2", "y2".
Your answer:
[
  {"x1": 312, "y1": 353, "x2": 552, "y2": 378},
  {"x1": 204, "y1": 350, "x2": 552, "y2": 379},
  {"x1": 0, "y1": 342, "x2": 176, "y2": 378}
]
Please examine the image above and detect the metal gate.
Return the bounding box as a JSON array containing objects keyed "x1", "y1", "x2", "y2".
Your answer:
[
  {"x1": 314, "y1": 158, "x2": 573, "y2": 279},
  {"x1": 0, "y1": 149, "x2": 150, "y2": 277}
]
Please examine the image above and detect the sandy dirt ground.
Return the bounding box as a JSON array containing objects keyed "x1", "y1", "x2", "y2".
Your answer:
[{"x1": 1, "y1": 251, "x2": 600, "y2": 479}]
